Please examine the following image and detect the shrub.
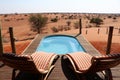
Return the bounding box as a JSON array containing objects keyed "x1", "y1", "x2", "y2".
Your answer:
[
  {"x1": 90, "y1": 17, "x2": 103, "y2": 27},
  {"x1": 108, "y1": 16, "x2": 112, "y2": 18},
  {"x1": 4, "y1": 14, "x2": 8, "y2": 17},
  {"x1": 64, "y1": 26, "x2": 70, "y2": 31},
  {"x1": 24, "y1": 14, "x2": 28, "y2": 16},
  {"x1": 66, "y1": 21, "x2": 71, "y2": 26},
  {"x1": 68, "y1": 15, "x2": 73, "y2": 19},
  {"x1": 29, "y1": 14, "x2": 48, "y2": 34},
  {"x1": 113, "y1": 17, "x2": 116, "y2": 20},
  {"x1": 51, "y1": 27, "x2": 58, "y2": 32},
  {"x1": 74, "y1": 22, "x2": 79, "y2": 29},
  {"x1": 51, "y1": 18, "x2": 58, "y2": 22}
]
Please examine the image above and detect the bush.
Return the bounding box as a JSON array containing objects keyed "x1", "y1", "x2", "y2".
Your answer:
[
  {"x1": 51, "y1": 18, "x2": 58, "y2": 22},
  {"x1": 108, "y1": 16, "x2": 112, "y2": 18},
  {"x1": 64, "y1": 26, "x2": 70, "y2": 31},
  {"x1": 66, "y1": 21, "x2": 71, "y2": 26},
  {"x1": 74, "y1": 22, "x2": 79, "y2": 29},
  {"x1": 29, "y1": 14, "x2": 48, "y2": 34},
  {"x1": 4, "y1": 14, "x2": 8, "y2": 17},
  {"x1": 90, "y1": 17, "x2": 103, "y2": 27},
  {"x1": 51, "y1": 27, "x2": 58, "y2": 32},
  {"x1": 68, "y1": 15, "x2": 73, "y2": 19}
]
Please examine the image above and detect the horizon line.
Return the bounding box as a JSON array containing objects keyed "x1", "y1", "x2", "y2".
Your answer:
[{"x1": 0, "y1": 11, "x2": 120, "y2": 15}]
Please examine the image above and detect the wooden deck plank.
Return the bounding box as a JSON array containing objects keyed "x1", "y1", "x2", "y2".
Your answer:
[
  {"x1": 22, "y1": 34, "x2": 44, "y2": 55},
  {"x1": 0, "y1": 61, "x2": 12, "y2": 80},
  {"x1": 47, "y1": 56, "x2": 68, "y2": 80},
  {"x1": 76, "y1": 35, "x2": 101, "y2": 56}
]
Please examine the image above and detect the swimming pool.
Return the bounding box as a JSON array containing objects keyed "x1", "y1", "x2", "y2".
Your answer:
[{"x1": 36, "y1": 35, "x2": 85, "y2": 54}]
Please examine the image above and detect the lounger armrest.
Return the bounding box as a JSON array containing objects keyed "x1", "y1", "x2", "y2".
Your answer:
[
  {"x1": 2, "y1": 53, "x2": 31, "y2": 61},
  {"x1": 91, "y1": 54, "x2": 120, "y2": 71},
  {"x1": 92, "y1": 57, "x2": 120, "y2": 63},
  {"x1": 63, "y1": 54, "x2": 79, "y2": 72},
  {"x1": 94, "y1": 53, "x2": 120, "y2": 60},
  {"x1": 49, "y1": 55, "x2": 59, "y2": 66}
]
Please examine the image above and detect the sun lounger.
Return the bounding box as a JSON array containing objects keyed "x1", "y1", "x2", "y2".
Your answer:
[
  {"x1": 2, "y1": 51, "x2": 59, "y2": 80},
  {"x1": 63, "y1": 52, "x2": 120, "y2": 79}
]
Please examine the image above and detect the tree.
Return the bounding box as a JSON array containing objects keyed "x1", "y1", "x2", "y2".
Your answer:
[
  {"x1": 90, "y1": 17, "x2": 103, "y2": 27},
  {"x1": 29, "y1": 14, "x2": 48, "y2": 34}
]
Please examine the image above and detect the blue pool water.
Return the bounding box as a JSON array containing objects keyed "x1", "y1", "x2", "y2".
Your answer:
[{"x1": 36, "y1": 35, "x2": 85, "y2": 54}]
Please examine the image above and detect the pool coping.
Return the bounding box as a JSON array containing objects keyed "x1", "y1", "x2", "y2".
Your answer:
[{"x1": 22, "y1": 34, "x2": 101, "y2": 56}]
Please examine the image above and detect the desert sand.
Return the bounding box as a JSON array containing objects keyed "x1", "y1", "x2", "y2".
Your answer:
[{"x1": 0, "y1": 13, "x2": 120, "y2": 55}]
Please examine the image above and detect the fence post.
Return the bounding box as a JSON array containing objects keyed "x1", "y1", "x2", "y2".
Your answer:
[
  {"x1": 119, "y1": 28, "x2": 120, "y2": 34},
  {"x1": 75, "y1": 19, "x2": 82, "y2": 37},
  {"x1": 86, "y1": 30, "x2": 88, "y2": 34},
  {"x1": 106, "y1": 26, "x2": 114, "y2": 55},
  {"x1": 105, "y1": 26, "x2": 114, "y2": 80},
  {"x1": 0, "y1": 21, "x2": 5, "y2": 67},
  {"x1": 79, "y1": 18, "x2": 82, "y2": 34},
  {"x1": 9, "y1": 27, "x2": 16, "y2": 53},
  {"x1": 0, "y1": 26, "x2": 3, "y2": 56},
  {"x1": 98, "y1": 28, "x2": 100, "y2": 34}
]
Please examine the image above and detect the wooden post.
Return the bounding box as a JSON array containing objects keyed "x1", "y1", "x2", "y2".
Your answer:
[
  {"x1": 9, "y1": 27, "x2": 16, "y2": 53},
  {"x1": 119, "y1": 28, "x2": 120, "y2": 34},
  {"x1": 0, "y1": 26, "x2": 3, "y2": 56},
  {"x1": 75, "y1": 19, "x2": 82, "y2": 37},
  {"x1": 106, "y1": 26, "x2": 114, "y2": 55},
  {"x1": 86, "y1": 30, "x2": 88, "y2": 34},
  {"x1": 9, "y1": 27, "x2": 17, "y2": 80},
  {"x1": 105, "y1": 26, "x2": 114, "y2": 80},
  {"x1": 98, "y1": 28, "x2": 100, "y2": 34},
  {"x1": 0, "y1": 26, "x2": 5, "y2": 67},
  {"x1": 79, "y1": 18, "x2": 82, "y2": 34},
  {"x1": 0, "y1": 18, "x2": 3, "y2": 56}
]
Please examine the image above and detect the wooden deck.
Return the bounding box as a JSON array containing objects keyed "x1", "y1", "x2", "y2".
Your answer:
[{"x1": 0, "y1": 34, "x2": 120, "y2": 80}]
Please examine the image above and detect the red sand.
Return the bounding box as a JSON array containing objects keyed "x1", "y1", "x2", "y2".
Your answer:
[
  {"x1": 1, "y1": 13, "x2": 120, "y2": 55},
  {"x1": 3, "y1": 40, "x2": 31, "y2": 55},
  {"x1": 91, "y1": 41, "x2": 120, "y2": 55},
  {"x1": 3, "y1": 40, "x2": 120, "y2": 55}
]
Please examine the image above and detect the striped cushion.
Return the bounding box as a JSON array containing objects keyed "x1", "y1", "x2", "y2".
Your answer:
[
  {"x1": 66, "y1": 52, "x2": 120, "y2": 73},
  {"x1": 31, "y1": 52, "x2": 55, "y2": 71},
  {"x1": 67, "y1": 52, "x2": 93, "y2": 71}
]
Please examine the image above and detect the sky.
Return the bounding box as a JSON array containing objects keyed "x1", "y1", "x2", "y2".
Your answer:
[{"x1": 0, "y1": 0, "x2": 120, "y2": 14}]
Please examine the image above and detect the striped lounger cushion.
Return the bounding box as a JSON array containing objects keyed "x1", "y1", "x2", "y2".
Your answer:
[
  {"x1": 67, "y1": 52, "x2": 93, "y2": 72},
  {"x1": 31, "y1": 52, "x2": 55, "y2": 73}
]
